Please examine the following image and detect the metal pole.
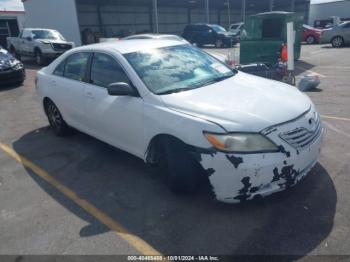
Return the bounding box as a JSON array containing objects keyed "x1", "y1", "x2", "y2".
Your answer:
[
  {"x1": 227, "y1": 0, "x2": 231, "y2": 28},
  {"x1": 205, "y1": 0, "x2": 210, "y2": 23},
  {"x1": 287, "y1": 22, "x2": 295, "y2": 85},
  {"x1": 269, "y1": 0, "x2": 274, "y2": 11},
  {"x1": 242, "y1": 0, "x2": 246, "y2": 23},
  {"x1": 291, "y1": 0, "x2": 295, "y2": 12},
  {"x1": 153, "y1": 0, "x2": 159, "y2": 33}
]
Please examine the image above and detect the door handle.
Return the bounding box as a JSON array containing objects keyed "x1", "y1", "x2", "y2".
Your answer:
[{"x1": 50, "y1": 80, "x2": 56, "y2": 86}]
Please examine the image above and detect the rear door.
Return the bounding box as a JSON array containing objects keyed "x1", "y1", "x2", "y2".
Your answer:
[
  {"x1": 83, "y1": 52, "x2": 144, "y2": 156},
  {"x1": 342, "y1": 22, "x2": 350, "y2": 42},
  {"x1": 20, "y1": 29, "x2": 34, "y2": 55},
  {"x1": 51, "y1": 52, "x2": 91, "y2": 131}
]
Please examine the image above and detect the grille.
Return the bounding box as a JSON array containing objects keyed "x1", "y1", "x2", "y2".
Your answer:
[
  {"x1": 279, "y1": 118, "x2": 322, "y2": 149},
  {"x1": 52, "y1": 43, "x2": 72, "y2": 51}
]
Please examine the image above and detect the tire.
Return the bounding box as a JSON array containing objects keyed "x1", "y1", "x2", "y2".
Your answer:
[
  {"x1": 331, "y1": 36, "x2": 344, "y2": 48},
  {"x1": 306, "y1": 35, "x2": 316, "y2": 44},
  {"x1": 215, "y1": 39, "x2": 223, "y2": 48},
  {"x1": 35, "y1": 49, "x2": 46, "y2": 66},
  {"x1": 157, "y1": 138, "x2": 199, "y2": 194},
  {"x1": 44, "y1": 100, "x2": 70, "y2": 136}
]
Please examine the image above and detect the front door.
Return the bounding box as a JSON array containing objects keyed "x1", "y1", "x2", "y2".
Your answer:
[{"x1": 83, "y1": 52, "x2": 144, "y2": 157}]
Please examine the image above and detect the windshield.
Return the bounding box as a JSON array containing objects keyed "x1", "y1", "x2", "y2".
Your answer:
[
  {"x1": 231, "y1": 24, "x2": 240, "y2": 30},
  {"x1": 124, "y1": 44, "x2": 236, "y2": 95},
  {"x1": 211, "y1": 25, "x2": 227, "y2": 33},
  {"x1": 303, "y1": 24, "x2": 314, "y2": 30},
  {"x1": 31, "y1": 30, "x2": 66, "y2": 40}
]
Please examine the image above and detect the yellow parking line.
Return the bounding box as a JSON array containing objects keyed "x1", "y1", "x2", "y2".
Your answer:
[
  {"x1": 0, "y1": 142, "x2": 161, "y2": 256},
  {"x1": 321, "y1": 115, "x2": 350, "y2": 122}
]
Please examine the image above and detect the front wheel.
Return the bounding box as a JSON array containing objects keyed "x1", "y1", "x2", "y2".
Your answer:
[
  {"x1": 306, "y1": 35, "x2": 316, "y2": 44},
  {"x1": 331, "y1": 36, "x2": 344, "y2": 48},
  {"x1": 44, "y1": 100, "x2": 70, "y2": 136}
]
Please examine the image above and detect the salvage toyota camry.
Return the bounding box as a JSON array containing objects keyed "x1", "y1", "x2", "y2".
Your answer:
[{"x1": 36, "y1": 40, "x2": 323, "y2": 203}]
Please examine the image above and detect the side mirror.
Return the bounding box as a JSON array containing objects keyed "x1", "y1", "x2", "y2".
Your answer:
[
  {"x1": 208, "y1": 29, "x2": 213, "y2": 33},
  {"x1": 26, "y1": 36, "x2": 33, "y2": 41},
  {"x1": 107, "y1": 82, "x2": 137, "y2": 96}
]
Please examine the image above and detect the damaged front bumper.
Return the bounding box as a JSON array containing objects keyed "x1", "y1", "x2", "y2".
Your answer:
[{"x1": 199, "y1": 110, "x2": 324, "y2": 203}]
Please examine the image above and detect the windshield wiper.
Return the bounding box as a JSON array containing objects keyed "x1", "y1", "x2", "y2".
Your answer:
[
  {"x1": 158, "y1": 87, "x2": 195, "y2": 95},
  {"x1": 197, "y1": 74, "x2": 234, "y2": 88}
]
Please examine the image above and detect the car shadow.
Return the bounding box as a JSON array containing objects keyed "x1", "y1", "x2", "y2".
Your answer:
[
  {"x1": 0, "y1": 82, "x2": 23, "y2": 92},
  {"x1": 295, "y1": 60, "x2": 316, "y2": 76},
  {"x1": 12, "y1": 127, "x2": 337, "y2": 257},
  {"x1": 22, "y1": 60, "x2": 44, "y2": 71}
]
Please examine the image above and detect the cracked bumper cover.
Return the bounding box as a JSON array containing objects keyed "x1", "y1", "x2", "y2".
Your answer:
[{"x1": 199, "y1": 114, "x2": 324, "y2": 203}]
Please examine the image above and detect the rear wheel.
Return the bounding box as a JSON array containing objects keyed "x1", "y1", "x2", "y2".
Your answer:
[
  {"x1": 306, "y1": 35, "x2": 316, "y2": 44},
  {"x1": 156, "y1": 138, "x2": 199, "y2": 194},
  {"x1": 44, "y1": 100, "x2": 70, "y2": 136},
  {"x1": 331, "y1": 36, "x2": 344, "y2": 48},
  {"x1": 215, "y1": 39, "x2": 223, "y2": 48}
]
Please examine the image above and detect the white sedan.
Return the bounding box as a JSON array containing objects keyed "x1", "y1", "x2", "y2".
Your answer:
[{"x1": 36, "y1": 40, "x2": 323, "y2": 203}]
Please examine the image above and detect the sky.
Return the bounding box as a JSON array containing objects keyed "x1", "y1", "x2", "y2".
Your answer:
[{"x1": 0, "y1": 0, "x2": 343, "y2": 11}]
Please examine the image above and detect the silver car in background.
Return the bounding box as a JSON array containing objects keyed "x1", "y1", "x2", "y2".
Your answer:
[{"x1": 320, "y1": 21, "x2": 350, "y2": 47}]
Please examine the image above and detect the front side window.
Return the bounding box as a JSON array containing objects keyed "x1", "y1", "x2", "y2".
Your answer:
[
  {"x1": 90, "y1": 53, "x2": 130, "y2": 88},
  {"x1": 211, "y1": 25, "x2": 227, "y2": 33},
  {"x1": 22, "y1": 30, "x2": 31, "y2": 39},
  {"x1": 124, "y1": 44, "x2": 236, "y2": 95},
  {"x1": 63, "y1": 52, "x2": 90, "y2": 81}
]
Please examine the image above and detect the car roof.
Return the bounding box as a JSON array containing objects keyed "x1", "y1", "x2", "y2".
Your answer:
[
  {"x1": 74, "y1": 39, "x2": 186, "y2": 54},
  {"x1": 125, "y1": 34, "x2": 180, "y2": 39}
]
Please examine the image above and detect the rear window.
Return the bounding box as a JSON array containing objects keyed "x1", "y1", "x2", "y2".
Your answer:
[{"x1": 262, "y1": 18, "x2": 283, "y2": 39}]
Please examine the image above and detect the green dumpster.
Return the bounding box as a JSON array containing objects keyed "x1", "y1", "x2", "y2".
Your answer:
[{"x1": 240, "y1": 11, "x2": 303, "y2": 65}]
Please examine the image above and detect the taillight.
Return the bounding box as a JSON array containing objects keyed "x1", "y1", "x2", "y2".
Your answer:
[{"x1": 281, "y1": 44, "x2": 288, "y2": 62}]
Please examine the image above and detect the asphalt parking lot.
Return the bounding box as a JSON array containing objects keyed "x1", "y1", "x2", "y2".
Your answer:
[{"x1": 0, "y1": 44, "x2": 350, "y2": 258}]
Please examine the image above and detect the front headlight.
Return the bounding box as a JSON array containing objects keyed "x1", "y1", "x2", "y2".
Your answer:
[{"x1": 204, "y1": 132, "x2": 279, "y2": 153}]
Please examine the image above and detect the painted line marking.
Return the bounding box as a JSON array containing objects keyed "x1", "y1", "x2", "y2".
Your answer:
[
  {"x1": 0, "y1": 142, "x2": 161, "y2": 256},
  {"x1": 324, "y1": 121, "x2": 350, "y2": 139},
  {"x1": 321, "y1": 115, "x2": 350, "y2": 122}
]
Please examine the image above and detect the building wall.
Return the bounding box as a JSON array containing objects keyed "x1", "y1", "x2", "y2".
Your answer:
[
  {"x1": 23, "y1": 0, "x2": 82, "y2": 45},
  {"x1": 0, "y1": 12, "x2": 25, "y2": 31},
  {"x1": 309, "y1": 0, "x2": 350, "y2": 26},
  {"x1": 0, "y1": 12, "x2": 25, "y2": 47}
]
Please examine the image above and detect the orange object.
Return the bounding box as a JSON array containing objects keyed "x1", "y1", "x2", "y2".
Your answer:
[{"x1": 281, "y1": 44, "x2": 288, "y2": 62}]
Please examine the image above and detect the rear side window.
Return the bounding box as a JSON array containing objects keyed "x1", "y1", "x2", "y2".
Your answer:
[
  {"x1": 262, "y1": 18, "x2": 283, "y2": 39},
  {"x1": 64, "y1": 52, "x2": 90, "y2": 81},
  {"x1": 53, "y1": 61, "x2": 65, "y2": 76},
  {"x1": 90, "y1": 53, "x2": 130, "y2": 88}
]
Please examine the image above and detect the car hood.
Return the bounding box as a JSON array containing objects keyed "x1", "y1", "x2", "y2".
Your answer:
[
  {"x1": 38, "y1": 39, "x2": 73, "y2": 45},
  {"x1": 0, "y1": 48, "x2": 20, "y2": 70},
  {"x1": 160, "y1": 72, "x2": 311, "y2": 132}
]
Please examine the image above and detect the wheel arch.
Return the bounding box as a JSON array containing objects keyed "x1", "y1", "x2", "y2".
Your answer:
[{"x1": 145, "y1": 133, "x2": 191, "y2": 164}]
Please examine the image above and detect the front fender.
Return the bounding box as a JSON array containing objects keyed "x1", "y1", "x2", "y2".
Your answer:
[{"x1": 142, "y1": 103, "x2": 224, "y2": 160}]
